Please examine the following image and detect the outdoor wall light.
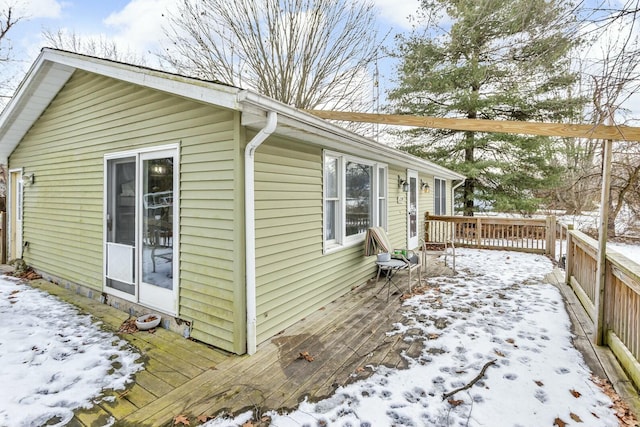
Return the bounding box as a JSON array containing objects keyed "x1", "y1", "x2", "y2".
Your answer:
[
  {"x1": 398, "y1": 175, "x2": 409, "y2": 193},
  {"x1": 420, "y1": 179, "x2": 430, "y2": 192},
  {"x1": 22, "y1": 173, "x2": 34, "y2": 186}
]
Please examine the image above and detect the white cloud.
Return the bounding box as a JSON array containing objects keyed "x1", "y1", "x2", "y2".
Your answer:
[
  {"x1": 372, "y1": 0, "x2": 417, "y2": 30},
  {"x1": 9, "y1": 0, "x2": 65, "y2": 19},
  {"x1": 103, "y1": 0, "x2": 177, "y2": 54}
]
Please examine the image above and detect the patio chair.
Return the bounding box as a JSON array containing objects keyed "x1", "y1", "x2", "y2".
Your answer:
[
  {"x1": 364, "y1": 227, "x2": 423, "y2": 293},
  {"x1": 422, "y1": 220, "x2": 456, "y2": 272}
]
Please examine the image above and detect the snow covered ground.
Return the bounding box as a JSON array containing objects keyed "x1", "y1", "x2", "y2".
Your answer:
[
  {"x1": 0, "y1": 276, "x2": 143, "y2": 426},
  {"x1": 0, "y1": 249, "x2": 628, "y2": 427},
  {"x1": 207, "y1": 249, "x2": 620, "y2": 427}
]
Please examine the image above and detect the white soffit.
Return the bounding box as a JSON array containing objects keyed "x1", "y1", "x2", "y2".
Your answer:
[
  {"x1": 0, "y1": 60, "x2": 75, "y2": 162},
  {"x1": 0, "y1": 48, "x2": 242, "y2": 163}
]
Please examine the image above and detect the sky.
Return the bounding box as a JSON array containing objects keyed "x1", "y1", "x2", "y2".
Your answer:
[
  {"x1": 5, "y1": 0, "x2": 417, "y2": 83},
  {"x1": 3, "y1": 0, "x2": 638, "y2": 125},
  {"x1": 0, "y1": 249, "x2": 628, "y2": 426},
  {"x1": 3, "y1": 0, "x2": 418, "y2": 111}
]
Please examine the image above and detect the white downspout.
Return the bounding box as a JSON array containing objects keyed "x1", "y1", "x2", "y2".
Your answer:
[
  {"x1": 451, "y1": 179, "x2": 465, "y2": 214},
  {"x1": 245, "y1": 111, "x2": 277, "y2": 355}
]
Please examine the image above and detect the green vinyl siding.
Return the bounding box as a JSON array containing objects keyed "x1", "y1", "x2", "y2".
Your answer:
[
  {"x1": 254, "y1": 138, "x2": 375, "y2": 344},
  {"x1": 9, "y1": 70, "x2": 245, "y2": 354},
  {"x1": 387, "y1": 166, "x2": 408, "y2": 249},
  {"x1": 387, "y1": 168, "x2": 442, "y2": 249}
]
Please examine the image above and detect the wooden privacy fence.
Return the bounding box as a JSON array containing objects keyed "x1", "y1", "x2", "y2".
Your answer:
[
  {"x1": 565, "y1": 229, "x2": 640, "y2": 390},
  {"x1": 424, "y1": 213, "x2": 556, "y2": 257}
]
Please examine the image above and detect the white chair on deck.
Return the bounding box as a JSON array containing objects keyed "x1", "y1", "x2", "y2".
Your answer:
[{"x1": 422, "y1": 220, "x2": 456, "y2": 272}]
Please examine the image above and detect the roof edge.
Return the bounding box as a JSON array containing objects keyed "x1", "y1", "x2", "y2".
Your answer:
[{"x1": 237, "y1": 90, "x2": 466, "y2": 180}]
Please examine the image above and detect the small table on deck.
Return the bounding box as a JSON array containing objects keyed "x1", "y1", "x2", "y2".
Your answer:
[{"x1": 375, "y1": 259, "x2": 408, "y2": 301}]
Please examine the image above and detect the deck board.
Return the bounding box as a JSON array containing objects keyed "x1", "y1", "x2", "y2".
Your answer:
[
  {"x1": 133, "y1": 369, "x2": 176, "y2": 397},
  {"x1": 18, "y1": 261, "x2": 458, "y2": 426}
]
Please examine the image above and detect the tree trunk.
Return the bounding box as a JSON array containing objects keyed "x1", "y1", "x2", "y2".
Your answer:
[
  {"x1": 607, "y1": 197, "x2": 616, "y2": 238},
  {"x1": 464, "y1": 178, "x2": 475, "y2": 217},
  {"x1": 463, "y1": 130, "x2": 475, "y2": 216}
]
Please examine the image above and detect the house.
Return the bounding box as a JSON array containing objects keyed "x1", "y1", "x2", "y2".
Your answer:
[{"x1": 0, "y1": 49, "x2": 465, "y2": 355}]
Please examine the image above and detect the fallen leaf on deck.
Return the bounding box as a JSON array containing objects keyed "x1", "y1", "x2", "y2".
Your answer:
[
  {"x1": 494, "y1": 349, "x2": 505, "y2": 357},
  {"x1": 570, "y1": 389, "x2": 581, "y2": 398},
  {"x1": 25, "y1": 271, "x2": 41, "y2": 280},
  {"x1": 428, "y1": 333, "x2": 440, "y2": 340},
  {"x1": 117, "y1": 318, "x2": 138, "y2": 334},
  {"x1": 553, "y1": 417, "x2": 567, "y2": 427},
  {"x1": 570, "y1": 412, "x2": 583, "y2": 422},
  {"x1": 534, "y1": 380, "x2": 544, "y2": 387},
  {"x1": 298, "y1": 351, "x2": 314, "y2": 362},
  {"x1": 356, "y1": 366, "x2": 365, "y2": 373},
  {"x1": 197, "y1": 415, "x2": 213, "y2": 423},
  {"x1": 174, "y1": 414, "x2": 190, "y2": 425},
  {"x1": 592, "y1": 375, "x2": 638, "y2": 426}
]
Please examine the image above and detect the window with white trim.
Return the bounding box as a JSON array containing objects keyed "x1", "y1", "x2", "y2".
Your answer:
[
  {"x1": 434, "y1": 178, "x2": 447, "y2": 215},
  {"x1": 323, "y1": 151, "x2": 387, "y2": 252}
]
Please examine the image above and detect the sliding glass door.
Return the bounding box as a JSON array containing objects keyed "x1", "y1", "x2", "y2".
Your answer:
[{"x1": 104, "y1": 147, "x2": 178, "y2": 315}]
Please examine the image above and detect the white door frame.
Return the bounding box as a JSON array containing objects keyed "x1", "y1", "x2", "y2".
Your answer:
[
  {"x1": 104, "y1": 155, "x2": 138, "y2": 303},
  {"x1": 138, "y1": 148, "x2": 179, "y2": 315},
  {"x1": 407, "y1": 169, "x2": 419, "y2": 249},
  {"x1": 103, "y1": 144, "x2": 179, "y2": 316},
  {"x1": 8, "y1": 168, "x2": 23, "y2": 260}
]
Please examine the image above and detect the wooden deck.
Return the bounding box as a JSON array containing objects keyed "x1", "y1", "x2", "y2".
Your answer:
[{"x1": 23, "y1": 260, "x2": 454, "y2": 427}]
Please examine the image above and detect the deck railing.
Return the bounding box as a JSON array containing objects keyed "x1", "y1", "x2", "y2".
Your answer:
[
  {"x1": 565, "y1": 229, "x2": 640, "y2": 389},
  {"x1": 425, "y1": 212, "x2": 640, "y2": 389},
  {"x1": 424, "y1": 213, "x2": 556, "y2": 256}
]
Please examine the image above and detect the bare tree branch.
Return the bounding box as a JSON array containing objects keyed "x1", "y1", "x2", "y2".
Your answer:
[
  {"x1": 159, "y1": 0, "x2": 383, "y2": 112},
  {"x1": 41, "y1": 28, "x2": 147, "y2": 65}
]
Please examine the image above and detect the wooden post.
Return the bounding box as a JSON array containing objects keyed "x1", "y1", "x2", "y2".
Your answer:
[
  {"x1": 546, "y1": 215, "x2": 556, "y2": 259},
  {"x1": 424, "y1": 212, "x2": 430, "y2": 241},
  {"x1": 476, "y1": 217, "x2": 482, "y2": 249},
  {"x1": 594, "y1": 138, "x2": 613, "y2": 346},
  {"x1": 558, "y1": 223, "x2": 564, "y2": 263},
  {"x1": 565, "y1": 225, "x2": 574, "y2": 286}
]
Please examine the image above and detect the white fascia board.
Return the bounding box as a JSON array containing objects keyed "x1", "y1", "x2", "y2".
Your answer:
[
  {"x1": 238, "y1": 90, "x2": 466, "y2": 181},
  {"x1": 40, "y1": 49, "x2": 241, "y2": 110},
  {"x1": 0, "y1": 48, "x2": 243, "y2": 163}
]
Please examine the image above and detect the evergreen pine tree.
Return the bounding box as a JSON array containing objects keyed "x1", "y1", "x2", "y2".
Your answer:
[{"x1": 388, "y1": 0, "x2": 586, "y2": 215}]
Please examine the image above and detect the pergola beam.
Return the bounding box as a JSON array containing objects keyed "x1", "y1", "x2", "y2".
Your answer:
[{"x1": 306, "y1": 110, "x2": 640, "y2": 141}]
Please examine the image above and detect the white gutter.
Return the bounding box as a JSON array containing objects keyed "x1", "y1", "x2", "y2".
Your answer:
[{"x1": 244, "y1": 110, "x2": 278, "y2": 355}]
